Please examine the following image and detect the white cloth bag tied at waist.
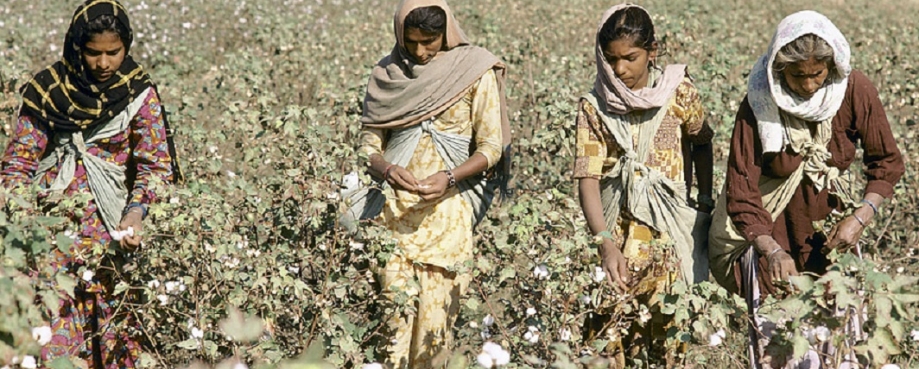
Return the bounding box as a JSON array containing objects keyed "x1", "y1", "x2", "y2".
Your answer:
[{"x1": 36, "y1": 86, "x2": 151, "y2": 236}]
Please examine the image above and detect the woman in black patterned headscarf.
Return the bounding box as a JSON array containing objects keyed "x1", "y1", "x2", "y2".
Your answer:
[{"x1": 1, "y1": 1, "x2": 179, "y2": 366}]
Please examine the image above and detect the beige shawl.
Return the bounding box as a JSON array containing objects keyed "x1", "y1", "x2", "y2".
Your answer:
[
  {"x1": 361, "y1": 0, "x2": 511, "y2": 148},
  {"x1": 593, "y1": 4, "x2": 686, "y2": 115}
]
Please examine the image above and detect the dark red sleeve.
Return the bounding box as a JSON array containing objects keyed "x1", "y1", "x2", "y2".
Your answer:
[
  {"x1": 847, "y1": 71, "x2": 904, "y2": 198},
  {"x1": 725, "y1": 97, "x2": 773, "y2": 242}
]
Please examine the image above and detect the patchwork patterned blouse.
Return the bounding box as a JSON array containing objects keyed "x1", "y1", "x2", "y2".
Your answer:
[{"x1": 573, "y1": 78, "x2": 713, "y2": 297}]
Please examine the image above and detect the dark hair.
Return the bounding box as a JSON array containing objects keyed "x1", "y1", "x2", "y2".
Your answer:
[
  {"x1": 73, "y1": 14, "x2": 133, "y2": 52},
  {"x1": 598, "y1": 7, "x2": 656, "y2": 51},
  {"x1": 404, "y1": 6, "x2": 447, "y2": 34}
]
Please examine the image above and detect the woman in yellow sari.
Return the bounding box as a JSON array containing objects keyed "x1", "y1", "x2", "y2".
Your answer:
[{"x1": 345, "y1": 0, "x2": 510, "y2": 367}]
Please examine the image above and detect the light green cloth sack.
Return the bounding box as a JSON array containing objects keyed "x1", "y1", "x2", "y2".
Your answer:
[{"x1": 36, "y1": 86, "x2": 150, "y2": 236}]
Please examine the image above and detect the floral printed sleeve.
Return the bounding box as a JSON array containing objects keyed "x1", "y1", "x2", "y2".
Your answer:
[
  {"x1": 126, "y1": 88, "x2": 173, "y2": 209},
  {"x1": 0, "y1": 114, "x2": 50, "y2": 188},
  {"x1": 470, "y1": 69, "x2": 504, "y2": 168}
]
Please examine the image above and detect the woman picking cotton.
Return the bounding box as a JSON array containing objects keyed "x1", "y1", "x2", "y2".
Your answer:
[
  {"x1": 708, "y1": 10, "x2": 904, "y2": 368},
  {"x1": 574, "y1": 4, "x2": 714, "y2": 364},
  {"x1": 0, "y1": 0, "x2": 178, "y2": 366},
  {"x1": 343, "y1": 0, "x2": 510, "y2": 367}
]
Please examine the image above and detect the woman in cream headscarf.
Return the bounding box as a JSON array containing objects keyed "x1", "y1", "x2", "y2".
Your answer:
[
  {"x1": 709, "y1": 10, "x2": 904, "y2": 368},
  {"x1": 574, "y1": 3, "x2": 713, "y2": 364},
  {"x1": 346, "y1": 0, "x2": 510, "y2": 366}
]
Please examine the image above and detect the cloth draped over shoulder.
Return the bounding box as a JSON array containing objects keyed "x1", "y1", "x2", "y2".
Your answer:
[
  {"x1": 592, "y1": 4, "x2": 687, "y2": 115},
  {"x1": 19, "y1": 0, "x2": 182, "y2": 182},
  {"x1": 747, "y1": 10, "x2": 851, "y2": 154},
  {"x1": 36, "y1": 87, "x2": 152, "y2": 235},
  {"x1": 342, "y1": 0, "x2": 510, "y2": 231},
  {"x1": 709, "y1": 10, "x2": 857, "y2": 291}
]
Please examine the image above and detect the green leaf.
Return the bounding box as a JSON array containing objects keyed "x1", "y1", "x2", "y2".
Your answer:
[
  {"x1": 47, "y1": 357, "x2": 77, "y2": 369},
  {"x1": 56, "y1": 273, "x2": 77, "y2": 298},
  {"x1": 791, "y1": 334, "x2": 810, "y2": 361},
  {"x1": 789, "y1": 275, "x2": 815, "y2": 292},
  {"x1": 175, "y1": 338, "x2": 200, "y2": 350}
]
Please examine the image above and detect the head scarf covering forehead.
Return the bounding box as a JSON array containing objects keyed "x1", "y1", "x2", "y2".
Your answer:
[
  {"x1": 747, "y1": 10, "x2": 851, "y2": 153},
  {"x1": 362, "y1": 0, "x2": 510, "y2": 149},
  {"x1": 19, "y1": 0, "x2": 151, "y2": 133},
  {"x1": 393, "y1": 0, "x2": 469, "y2": 52},
  {"x1": 593, "y1": 3, "x2": 686, "y2": 115}
]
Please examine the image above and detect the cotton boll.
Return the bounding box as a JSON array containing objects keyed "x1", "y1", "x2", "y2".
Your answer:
[
  {"x1": 590, "y1": 266, "x2": 607, "y2": 283},
  {"x1": 524, "y1": 326, "x2": 540, "y2": 344},
  {"x1": 20, "y1": 356, "x2": 37, "y2": 369},
  {"x1": 910, "y1": 329, "x2": 919, "y2": 342},
  {"x1": 559, "y1": 328, "x2": 572, "y2": 341},
  {"x1": 880, "y1": 365, "x2": 900, "y2": 369},
  {"x1": 526, "y1": 307, "x2": 536, "y2": 316},
  {"x1": 476, "y1": 352, "x2": 494, "y2": 368},
  {"x1": 533, "y1": 264, "x2": 549, "y2": 279},
  {"x1": 361, "y1": 364, "x2": 383, "y2": 369},
  {"x1": 232, "y1": 363, "x2": 248, "y2": 369},
  {"x1": 82, "y1": 270, "x2": 95, "y2": 282},
  {"x1": 191, "y1": 327, "x2": 204, "y2": 339},
  {"x1": 708, "y1": 329, "x2": 726, "y2": 347},
  {"x1": 482, "y1": 314, "x2": 495, "y2": 327},
  {"x1": 31, "y1": 326, "x2": 52, "y2": 345}
]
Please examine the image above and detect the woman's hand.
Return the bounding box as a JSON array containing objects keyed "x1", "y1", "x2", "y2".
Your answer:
[
  {"x1": 826, "y1": 210, "x2": 868, "y2": 252},
  {"x1": 386, "y1": 165, "x2": 418, "y2": 192},
  {"x1": 416, "y1": 171, "x2": 450, "y2": 201},
  {"x1": 754, "y1": 235, "x2": 798, "y2": 286},
  {"x1": 117, "y1": 208, "x2": 144, "y2": 250},
  {"x1": 599, "y1": 240, "x2": 630, "y2": 292}
]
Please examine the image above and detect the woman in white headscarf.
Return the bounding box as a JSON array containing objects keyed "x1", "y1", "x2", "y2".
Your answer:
[{"x1": 708, "y1": 10, "x2": 904, "y2": 367}]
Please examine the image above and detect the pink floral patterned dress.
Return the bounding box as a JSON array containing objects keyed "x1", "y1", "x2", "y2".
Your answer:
[{"x1": 1, "y1": 87, "x2": 173, "y2": 368}]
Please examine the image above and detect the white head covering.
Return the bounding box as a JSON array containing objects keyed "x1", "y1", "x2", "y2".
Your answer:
[{"x1": 747, "y1": 10, "x2": 851, "y2": 153}]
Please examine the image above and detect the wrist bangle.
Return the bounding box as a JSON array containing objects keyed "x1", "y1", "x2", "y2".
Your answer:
[
  {"x1": 766, "y1": 247, "x2": 783, "y2": 259},
  {"x1": 860, "y1": 199, "x2": 878, "y2": 215},
  {"x1": 852, "y1": 213, "x2": 867, "y2": 227},
  {"x1": 443, "y1": 170, "x2": 456, "y2": 188},
  {"x1": 123, "y1": 204, "x2": 147, "y2": 219},
  {"x1": 383, "y1": 164, "x2": 395, "y2": 181}
]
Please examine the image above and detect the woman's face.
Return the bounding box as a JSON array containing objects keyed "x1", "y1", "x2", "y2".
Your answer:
[
  {"x1": 403, "y1": 27, "x2": 443, "y2": 65},
  {"x1": 603, "y1": 38, "x2": 657, "y2": 91},
  {"x1": 781, "y1": 56, "x2": 830, "y2": 100},
  {"x1": 82, "y1": 30, "x2": 126, "y2": 83}
]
